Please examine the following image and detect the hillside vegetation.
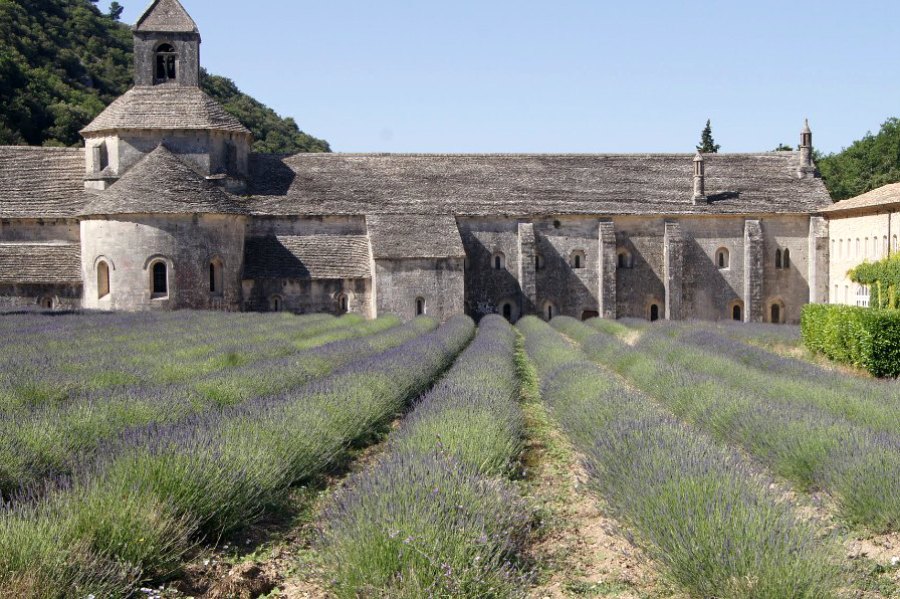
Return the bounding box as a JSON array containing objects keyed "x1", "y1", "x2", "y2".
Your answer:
[
  {"x1": 0, "y1": 0, "x2": 330, "y2": 153},
  {"x1": 818, "y1": 118, "x2": 900, "y2": 201}
]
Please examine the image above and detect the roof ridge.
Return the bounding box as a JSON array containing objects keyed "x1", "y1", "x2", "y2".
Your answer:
[{"x1": 269, "y1": 151, "x2": 797, "y2": 159}]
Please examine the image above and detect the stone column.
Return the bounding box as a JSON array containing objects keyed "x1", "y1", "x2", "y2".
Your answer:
[
  {"x1": 663, "y1": 221, "x2": 684, "y2": 320},
  {"x1": 808, "y1": 216, "x2": 829, "y2": 304},
  {"x1": 517, "y1": 222, "x2": 537, "y2": 316},
  {"x1": 598, "y1": 221, "x2": 617, "y2": 319},
  {"x1": 743, "y1": 220, "x2": 764, "y2": 322}
]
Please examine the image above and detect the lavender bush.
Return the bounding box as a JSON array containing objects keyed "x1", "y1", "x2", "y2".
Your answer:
[
  {"x1": 522, "y1": 317, "x2": 838, "y2": 599},
  {"x1": 0, "y1": 315, "x2": 426, "y2": 498},
  {"x1": 0, "y1": 316, "x2": 474, "y2": 598},
  {"x1": 556, "y1": 316, "x2": 900, "y2": 533},
  {"x1": 320, "y1": 315, "x2": 532, "y2": 598}
]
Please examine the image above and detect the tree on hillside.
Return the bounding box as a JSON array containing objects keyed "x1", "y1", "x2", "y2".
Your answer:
[
  {"x1": 818, "y1": 118, "x2": 900, "y2": 201},
  {"x1": 108, "y1": 2, "x2": 124, "y2": 20},
  {"x1": 773, "y1": 143, "x2": 794, "y2": 152},
  {"x1": 696, "y1": 119, "x2": 720, "y2": 153}
]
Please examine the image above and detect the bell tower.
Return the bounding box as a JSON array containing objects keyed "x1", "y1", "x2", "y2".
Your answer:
[{"x1": 132, "y1": 0, "x2": 201, "y2": 87}]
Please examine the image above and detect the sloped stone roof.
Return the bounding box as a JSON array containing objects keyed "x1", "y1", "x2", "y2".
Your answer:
[
  {"x1": 80, "y1": 145, "x2": 248, "y2": 216},
  {"x1": 367, "y1": 215, "x2": 465, "y2": 259},
  {"x1": 247, "y1": 152, "x2": 832, "y2": 216},
  {"x1": 0, "y1": 244, "x2": 82, "y2": 284},
  {"x1": 0, "y1": 147, "x2": 86, "y2": 219},
  {"x1": 243, "y1": 235, "x2": 371, "y2": 280},
  {"x1": 820, "y1": 183, "x2": 900, "y2": 214},
  {"x1": 81, "y1": 86, "x2": 250, "y2": 135},
  {"x1": 134, "y1": 0, "x2": 198, "y2": 33}
]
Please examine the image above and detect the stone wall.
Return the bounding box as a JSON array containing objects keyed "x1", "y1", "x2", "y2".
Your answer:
[
  {"x1": 374, "y1": 258, "x2": 464, "y2": 322},
  {"x1": 80, "y1": 213, "x2": 247, "y2": 311},
  {"x1": 248, "y1": 215, "x2": 367, "y2": 237},
  {"x1": 0, "y1": 219, "x2": 80, "y2": 243},
  {"x1": 0, "y1": 284, "x2": 81, "y2": 311},
  {"x1": 242, "y1": 277, "x2": 373, "y2": 317},
  {"x1": 133, "y1": 31, "x2": 200, "y2": 87}
]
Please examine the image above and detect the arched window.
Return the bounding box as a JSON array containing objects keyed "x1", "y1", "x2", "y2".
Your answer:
[
  {"x1": 649, "y1": 304, "x2": 660, "y2": 322},
  {"x1": 856, "y1": 238, "x2": 861, "y2": 256},
  {"x1": 893, "y1": 235, "x2": 898, "y2": 251},
  {"x1": 209, "y1": 259, "x2": 223, "y2": 295},
  {"x1": 865, "y1": 237, "x2": 870, "y2": 257},
  {"x1": 337, "y1": 293, "x2": 349, "y2": 314},
  {"x1": 782, "y1": 248, "x2": 790, "y2": 269},
  {"x1": 269, "y1": 295, "x2": 283, "y2": 312},
  {"x1": 716, "y1": 247, "x2": 729, "y2": 269},
  {"x1": 493, "y1": 252, "x2": 505, "y2": 271},
  {"x1": 834, "y1": 284, "x2": 838, "y2": 304},
  {"x1": 775, "y1": 249, "x2": 782, "y2": 269},
  {"x1": 155, "y1": 43, "x2": 177, "y2": 82},
  {"x1": 571, "y1": 250, "x2": 586, "y2": 269},
  {"x1": 151, "y1": 261, "x2": 168, "y2": 298},
  {"x1": 543, "y1": 302, "x2": 556, "y2": 321},
  {"x1": 415, "y1": 297, "x2": 426, "y2": 316},
  {"x1": 617, "y1": 250, "x2": 633, "y2": 269},
  {"x1": 97, "y1": 260, "x2": 110, "y2": 299},
  {"x1": 39, "y1": 296, "x2": 54, "y2": 310},
  {"x1": 732, "y1": 304, "x2": 742, "y2": 321}
]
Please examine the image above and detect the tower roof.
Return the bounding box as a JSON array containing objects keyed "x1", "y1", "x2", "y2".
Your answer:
[
  {"x1": 80, "y1": 145, "x2": 248, "y2": 217},
  {"x1": 80, "y1": 86, "x2": 250, "y2": 136},
  {"x1": 134, "y1": 0, "x2": 198, "y2": 33}
]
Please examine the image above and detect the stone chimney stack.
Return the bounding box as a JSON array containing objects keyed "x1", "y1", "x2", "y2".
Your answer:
[
  {"x1": 692, "y1": 152, "x2": 707, "y2": 204},
  {"x1": 798, "y1": 119, "x2": 815, "y2": 178}
]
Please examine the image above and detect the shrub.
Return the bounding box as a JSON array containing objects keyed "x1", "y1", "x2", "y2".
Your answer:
[{"x1": 801, "y1": 304, "x2": 900, "y2": 377}]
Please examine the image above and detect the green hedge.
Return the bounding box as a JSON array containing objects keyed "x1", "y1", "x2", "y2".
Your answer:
[{"x1": 801, "y1": 304, "x2": 900, "y2": 378}]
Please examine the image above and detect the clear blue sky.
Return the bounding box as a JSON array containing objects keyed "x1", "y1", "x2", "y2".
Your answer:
[{"x1": 121, "y1": 0, "x2": 898, "y2": 154}]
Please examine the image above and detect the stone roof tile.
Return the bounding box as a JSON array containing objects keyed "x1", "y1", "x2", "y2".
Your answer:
[
  {"x1": 247, "y1": 152, "x2": 832, "y2": 216},
  {"x1": 0, "y1": 147, "x2": 86, "y2": 219},
  {"x1": 134, "y1": 0, "x2": 198, "y2": 33},
  {"x1": 367, "y1": 215, "x2": 465, "y2": 259},
  {"x1": 0, "y1": 244, "x2": 82, "y2": 284},
  {"x1": 81, "y1": 86, "x2": 250, "y2": 135},
  {"x1": 820, "y1": 183, "x2": 900, "y2": 214},
  {"x1": 243, "y1": 235, "x2": 371, "y2": 280},
  {"x1": 80, "y1": 145, "x2": 248, "y2": 216}
]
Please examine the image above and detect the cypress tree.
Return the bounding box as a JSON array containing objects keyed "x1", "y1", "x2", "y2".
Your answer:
[{"x1": 697, "y1": 119, "x2": 720, "y2": 153}]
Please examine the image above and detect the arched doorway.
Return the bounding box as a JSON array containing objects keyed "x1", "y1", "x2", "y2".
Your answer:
[
  {"x1": 732, "y1": 304, "x2": 742, "y2": 321},
  {"x1": 502, "y1": 303, "x2": 512, "y2": 321},
  {"x1": 770, "y1": 303, "x2": 781, "y2": 324},
  {"x1": 649, "y1": 304, "x2": 660, "y2": 322}
]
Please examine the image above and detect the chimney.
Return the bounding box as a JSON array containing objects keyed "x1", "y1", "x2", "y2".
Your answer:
[
  {"x1": 692, "y1": 152, "x2": 707, "y2": 204},
  {"x1": 798, "y1": 119, "x2": 815, "y2": 178}
]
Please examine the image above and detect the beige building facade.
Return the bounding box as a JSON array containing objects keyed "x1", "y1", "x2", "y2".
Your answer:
[{"x1": 821, "y1": 184, "x2": 900, "y2": 307}]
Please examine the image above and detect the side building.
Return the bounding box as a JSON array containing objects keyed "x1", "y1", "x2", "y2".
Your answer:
[
  {"x1": 821, "y1": 183, "x2": 900, "y2": 306},
  {"x1": 0, "y1": 0, "x2": 834, "y2": 324}
]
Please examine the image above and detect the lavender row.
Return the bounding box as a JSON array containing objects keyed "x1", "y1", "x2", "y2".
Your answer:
[
  {"x1": 0, "y1": 316, "x2": 475, "y2": 598},
  {"x1": 0, "y1": 315, "x2": 427, "y2": 499},
  {"x1": 0, "y1": 312, "x2": 351, "y2": 404},
  {"x1": 522, "y1": 317, "x2": 837, "y2": 598},
  {"x1": 319, "y1": 315, "x2": 531, "y2": 597},
  {"x1": 559, "y1": 316, "x2": 900, "y2": 533}
]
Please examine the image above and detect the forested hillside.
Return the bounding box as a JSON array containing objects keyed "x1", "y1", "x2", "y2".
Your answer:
[
  {"x1": 0, "y1": 0, "x2": 330, "y2": 153},
  {"x1": 818, "y1": 118, "x2": 900, "y2": 201}
]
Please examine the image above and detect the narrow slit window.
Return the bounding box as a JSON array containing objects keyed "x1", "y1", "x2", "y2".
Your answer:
[
  {"x1": 97, "y1": 261, "x2": 110, "y2": 299},
  {"x1": 416, "y1": 297, "x2": 426, "y2": 316},
  {"x1": 151, "y1": 262, "x2": 168, "y2": 297}
]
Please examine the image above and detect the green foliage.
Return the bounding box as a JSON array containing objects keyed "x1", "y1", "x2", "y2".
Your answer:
[
  {"x1": 818, "y1": 118, "x2": 900, "y2": 200},
  {"x1": 0, "y1": 0, "x2": 329, "y2": 153},
  {"x1": 849, "y1": 253, "x2": 900, "y2": 310},
  {"x1": 774, "y1": 143, "x2": 795, "y2": 151},
  {"x1": 200, "y1": 71, "x2": 330, "y2": 154},
  {"x1": 696, "y1": 119, "x2": 720, "y2": 153},
  {"x1": 801, "y1": 304, "x2": 900, "y2": 377}
]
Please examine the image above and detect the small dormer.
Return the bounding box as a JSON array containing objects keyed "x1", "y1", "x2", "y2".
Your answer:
[{"x1": 132, "y1": 0, "x2": 201, "y2": 87}]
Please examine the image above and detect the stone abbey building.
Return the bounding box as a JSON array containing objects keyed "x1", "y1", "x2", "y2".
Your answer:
[{"x1": 0, "y1": 0, "x2": 834, "y2": 324}]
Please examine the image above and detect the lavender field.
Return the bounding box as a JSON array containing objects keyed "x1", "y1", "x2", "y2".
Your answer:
[{"x1": 0, "y1": 310, "x2": 897, "y2": 598}]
